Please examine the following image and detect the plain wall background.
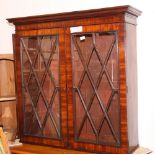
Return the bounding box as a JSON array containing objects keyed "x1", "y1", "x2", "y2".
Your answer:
[{"x1": 0, "y1": 0, "x2": 155, "y2": 152}]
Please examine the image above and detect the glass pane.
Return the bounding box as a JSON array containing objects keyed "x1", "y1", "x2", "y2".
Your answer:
[
  {"x1": 106, "y1": 43, "x2": 119, "y2": 89},
  {"x1": 21, "y1": 35, "x2": 61, "y2": 139},
  {"x1": 72, "y1": 32, "x2": 120, "y2": 146},
  {"x1": 88, "y1": 49, "x2": 102, "y2": 84}
]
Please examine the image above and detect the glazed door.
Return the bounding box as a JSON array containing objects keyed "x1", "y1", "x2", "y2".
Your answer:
[
  {"x1": 14, "y1": 29, "x2": 67, "y2": 147},
  {"x1": 67, "y1": 25, "x2": 121, "y2": 152}
]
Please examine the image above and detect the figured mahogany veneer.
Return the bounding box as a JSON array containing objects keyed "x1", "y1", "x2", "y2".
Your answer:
[
  {"x1": 10, "y1": 143, "x2": 88, "y2": 154},
  {"x1": 7, "y1": 5, "x2": 141, "y2": 154}
]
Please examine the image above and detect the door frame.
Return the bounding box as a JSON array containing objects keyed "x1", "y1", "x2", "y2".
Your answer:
[
  {"x1": 65, "y1": 23, "x2": 128, "y2": 153},
  {"x1": 13, "y1": 28, "x2": 68, "y2": 147}
]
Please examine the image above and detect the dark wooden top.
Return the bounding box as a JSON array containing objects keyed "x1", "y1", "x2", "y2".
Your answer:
[{"x1": 7, "y1": 5, "x2": 141, "y2": 25}]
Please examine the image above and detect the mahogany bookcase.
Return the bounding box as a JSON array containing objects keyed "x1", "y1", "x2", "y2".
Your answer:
[{"x1": 7, "y1": 5, "x2": 141, "y2": 153}]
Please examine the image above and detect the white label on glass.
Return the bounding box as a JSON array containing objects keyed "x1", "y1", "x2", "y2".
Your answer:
[
  {"x1": 70, "y1": 26, "x2": 83, "y2": 33},
  {"x1": 80, "y1": 36, "x2": 85, "y2": 41}
]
